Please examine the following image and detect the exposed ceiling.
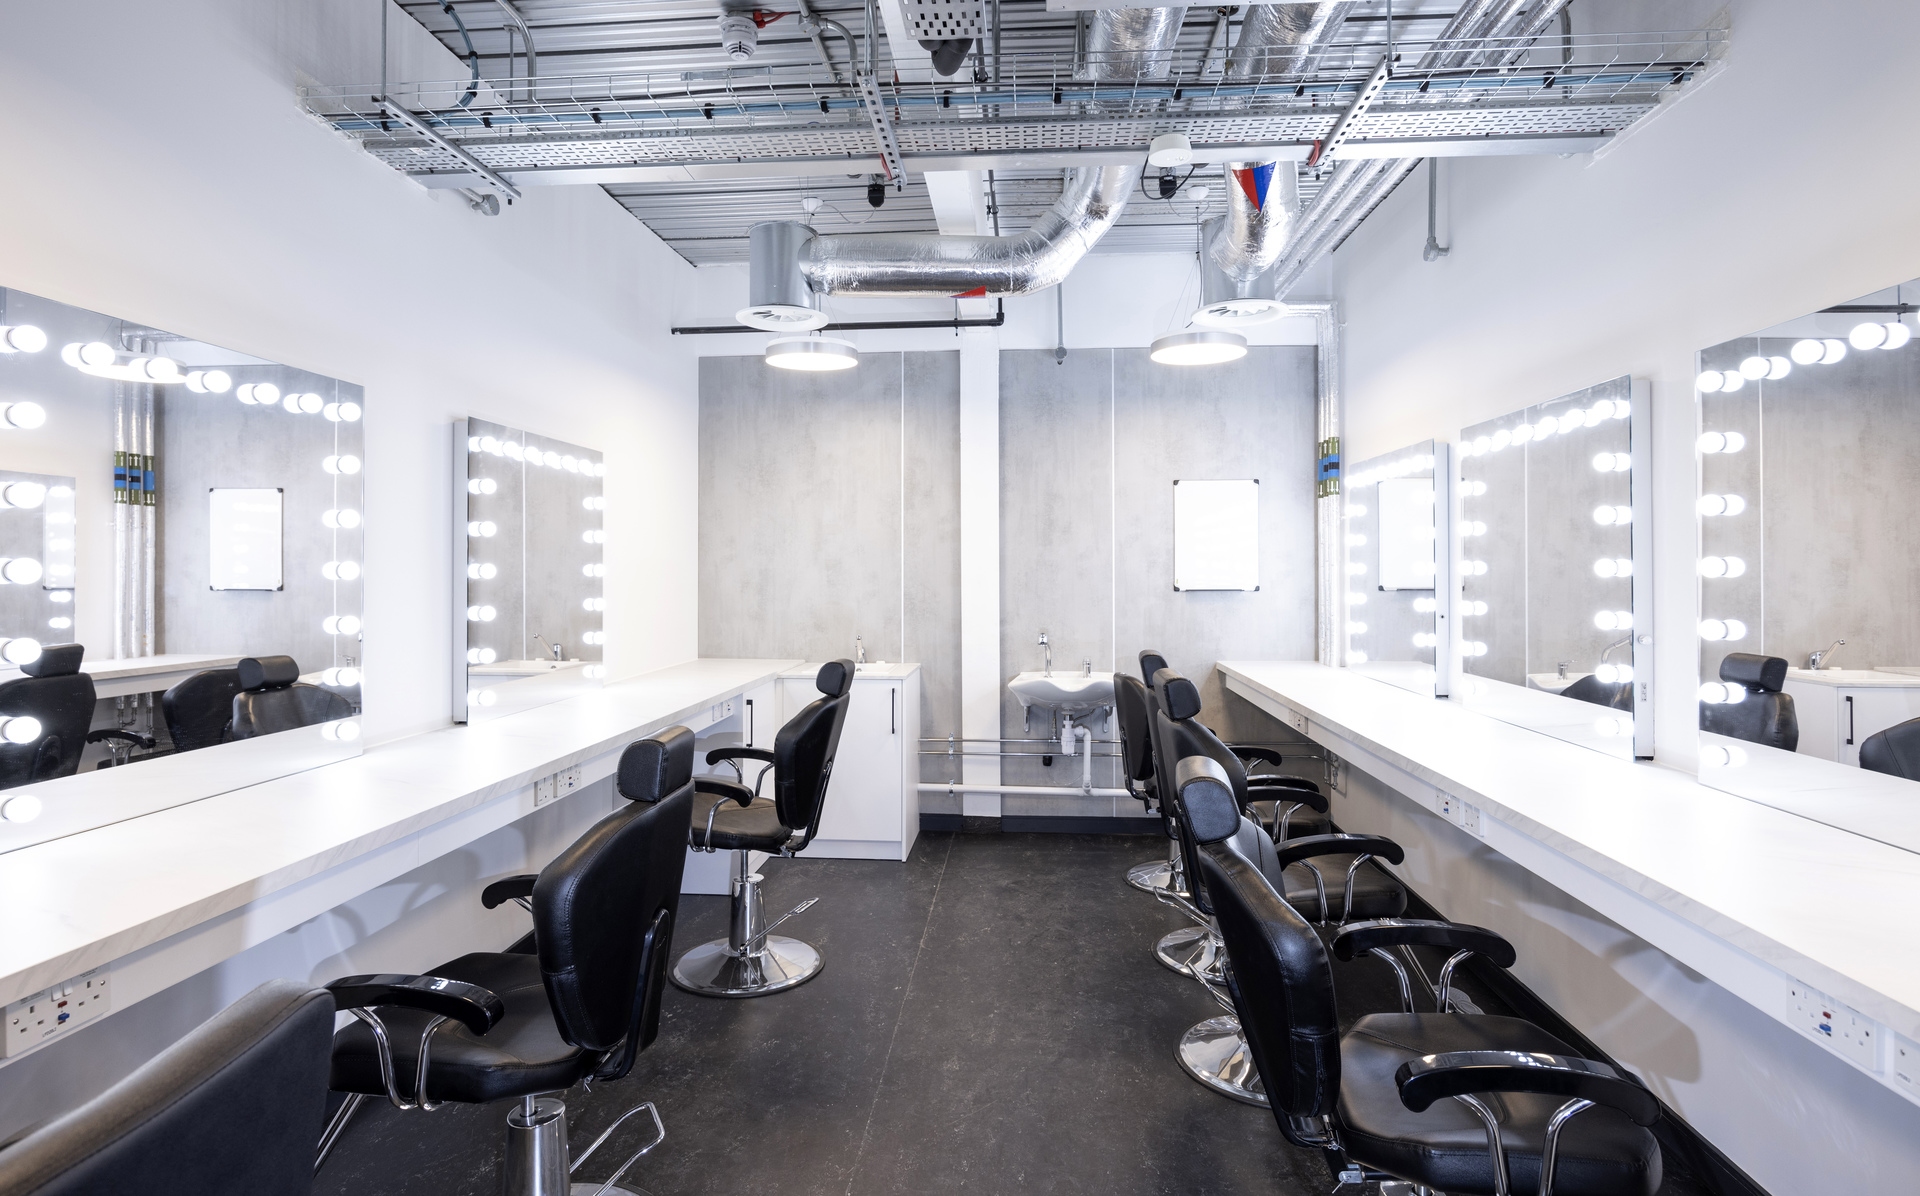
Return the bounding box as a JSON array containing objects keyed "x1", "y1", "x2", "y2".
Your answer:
[{"x1": 306, "y1": 2, "x2": 1720, "y2": 265}]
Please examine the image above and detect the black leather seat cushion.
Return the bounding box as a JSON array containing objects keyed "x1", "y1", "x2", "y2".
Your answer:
[
  {"x1": 690, "y1": 789, "x2": 792, "y2": 851},
  {"x1": 1278, "y1": 855, "x2": 1406, "y2": 922},
  {"x1": 330, "y1": 952, "x2": 593, "y2": 1104},
  {"x1": 1861, "y1": 716, "x2": 1920, "y2": 781},
  {"x1": 1338, "y1": 1013, "x2": 1662, "y2": 1196}
]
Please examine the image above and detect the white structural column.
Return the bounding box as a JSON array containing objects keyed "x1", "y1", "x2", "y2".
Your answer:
[{"x1": 957, "y1": 330, "x2": 1001, "y2": 816}]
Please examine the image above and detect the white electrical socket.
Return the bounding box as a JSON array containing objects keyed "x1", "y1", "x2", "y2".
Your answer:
[
  {"x1": 1787, "y1": 979, "x2": 1881, "y2": 1072},
  {"x1": 1894, "y1": 1035, "x2": 1920, "y2": 1097},
  {"x1": 559, "y1": 766, "x2": 581, "y2": 795},
  {"x1": 1434, "y1": 791, "x2": 1483, "y2": 837},
  {"x1": 6, "y1": 968, "x2": 111, "y2": 1058},
  {"x1": 534, "y1": 775, "x2": 556, "y2": 807}
]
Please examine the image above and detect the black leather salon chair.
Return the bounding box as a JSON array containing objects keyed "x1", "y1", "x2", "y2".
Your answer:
[
  {"x1": 230, "y1": 656, "x2": 354, "y2": 739},
  {"x1": 0, "y1": 979, "x2": 334, "y2": 1196},
  {"x1": 673, "y1": 659, "x2": 854, "y2": 998},
  {"x1": 0, "y1": 644, "x2": 152, "y2": 788},
  {"x1": 322, "y1": 728, "x2": 694, "y2": 1196},
  {"x1": 1698, "y1": 652, "x2": 1797, "y2": 752},
  {"x1": 162, "y1": 666, "x2": 244, "y2": 751},
  {"x1": 1860, "y1": 716, "x2": 1920, "y2": 780},
  {"x1": 1561, "y1": 673, "x2": 1633, "y2": 712},
  {"x1": 1181, "y1": 760, "x2": 1664, "y2": 1196},
  {"x1": 1150, "y1": 670, "x2": 1408, "y2": 1106}
]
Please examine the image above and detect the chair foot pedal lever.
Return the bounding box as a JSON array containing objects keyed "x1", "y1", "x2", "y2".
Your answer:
[
  {"x1": 761, "y1": 896, "x2": 818, "y2": 937},
  {"x1": 570, "y1": 1101, "x2": 665, "y2": 1196}
]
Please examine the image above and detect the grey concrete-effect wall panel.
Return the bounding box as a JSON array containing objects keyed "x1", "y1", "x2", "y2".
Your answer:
[
  {"x1": 699, "y1": 354, "x2": 905, "y2": 665},
  {"x1": 1112, "y1": 345, "x2": 1317, "y2": 741},
  {"x1": 901, "y1": 353, "x2": 963, "y2": 801},
  {"x1": 160, "y1": 366, "x2": 365, "y2": 675}
]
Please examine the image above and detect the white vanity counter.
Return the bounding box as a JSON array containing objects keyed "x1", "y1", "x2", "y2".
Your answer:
[
  {"x1": 1218, "y1": 661, "x2": 1920, "y2": 1095},
  {"x1": 0, "y1": 653, "x2": 245, "y2": 700},
  {"x1": 1782, "y1": 667, "x2": 1920, "y2": 767},
  {"x1": 0, "y1": 657, "x2": 799, "y2": 1026}
]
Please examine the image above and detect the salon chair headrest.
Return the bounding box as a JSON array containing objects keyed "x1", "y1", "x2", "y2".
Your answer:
[
  {"x1": 21, "y1": 643, "x2": 83, "y2": 678},
  {"x1": 617, "y1": 725, "x2": 695, "y2": 803},
  {"x1": 1152, "y1": 669, "x2": 1203, "y2": 721},
  {"x1": 817, "y1": 659, "x2": 855, "y2": 698},
  {"x1": 1177, "y1": 756, "x2": 1240, "y2": 844},
  {"x1": 1720, "y1": 652, "x2": 1788, "y2": 693},
  {"x1": 1139, "y1": 650, "x2": 1170, "y2": 685},
  {"x1": 237, "y1": 655, "x2": 301, "y2": 691}
]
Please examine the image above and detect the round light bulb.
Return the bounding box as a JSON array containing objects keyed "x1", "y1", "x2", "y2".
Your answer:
[
  {"x1": 0, "y1": 792, "x2": 43, "y2": 822},
  {"x1": 1724, "y1": 619, "x2": 1748, "y2": 640},
  {"x1": 1699, "y1": 618, "x2": 1728, "y2": 640},
  {"x1": 1849, "y1": 322, "x2": 1888, "y2": 350},
  {"x1": 0, "y1": 325, "x2": 47, "y2": 353},
  {"x1": 322, "y1": 718, "x2": 362, "y2": 741},
  {"x1": 1592, "y1": 452, "x2": 1616, "y2": 472},
  {"x1": 1765, "y1": 356, "x2": 1791, "y2": 380},
  {"x1": 1738, "y1": 355, "x2": 1770, "y2": 379},
  {"x1": 1789, "y1": 339, "x2": 1824, "y2": 365},
  {"x1": 1511, "y1": 424, "x2": 1534, "y2": 445},
  {"x1": 323, "y1": 508, "x2": 363, "y2": 529},
  {"x1": 1, "y1": 402, "x2": 47, "y2": 430},
  {"x1": 1594, "y1": 558, "x2": 1618, "y2": 578},
  {"x1": 1348, "y1": 650, "x2": 1369, "y2": 664},
  {"x1": 1719, "y1": 370, "x2": 1744, "y2": 393},
  {"x1": 1882, "y1": 322, "x2": 1912, "y2": 350},
  {"x1": 1594, "y1": 610, "x2": 1619, "y2": 630},
  {"x1": 1593, "y1": 505, "x2": 1617, "y2": 526},
  {"x1": 1, "y1": 482, "x2": 47, "y2": 510},
  {"x1": 322, "y1": 454, "x2": 361, "y2": 475},
  {"x1": 1820, "y1": 339, "x2": 1847, "y2": 364},
  {"x1": 0, "y1": 714, "x2": 42, "y2": 744},
  {"x1": 1697, "y1": 494, "x2": 1727, "y2": 517},
  {"x1": 0, "y1": 637, "x2": 41, "y2": 666},
  {"x1": 1697, "y1": 432, "x2": 1726, "y2": 454},
  {"x1": 0, "y1": 557, "x2": 41, "y2": 585},
  {"x1": 1490, "y1": 429, "x2": 1511, "y2": 451},
  {"x1": 1702, "y1": 743, "x2": 1748, "y2": 768}
]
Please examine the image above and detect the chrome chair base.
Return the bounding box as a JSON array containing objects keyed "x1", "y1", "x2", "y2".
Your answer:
[
  {"x1": 1154, "y1": 924, "x2": 1223, "y2": 979},
  {"x1": 1125, "y1": 858, "x2": 1175, "y2": 894},
  {"x1": 670, "y1": 935, "x2": 822, "y2": 998},
  {"x1": 504, "y1": 1095, "x2": 663, "y2": 1196},
  {"x1": 1177, "y1": 1015, "x2": 1268, "y2": 1107}
]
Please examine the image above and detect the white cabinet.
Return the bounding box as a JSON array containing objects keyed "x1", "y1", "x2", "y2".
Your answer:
[
  {"x1": 777, "y1": 663, "x2": 920, "y2": 861},
  {"x1": 1783, "y1": 668, "x2": 1920, "y2": 766}
]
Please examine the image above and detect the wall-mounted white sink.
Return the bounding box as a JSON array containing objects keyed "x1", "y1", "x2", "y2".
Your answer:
[
  {"x1": 1008, "y1": 671, "x2": 1115, "y2": 718},
  {"x1": 471, "y1": 658, "x2": 586, "y2": 677}
]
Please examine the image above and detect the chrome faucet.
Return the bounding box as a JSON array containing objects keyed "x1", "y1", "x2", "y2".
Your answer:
[
  {"x1": 855, "y1": 635, "x2": 866, "y2": 666},
  {"x1": 1810, "y1": 638, "x2": 1847, "y2": 670},
  {"x1": 532, "y1": 634, "x2": 562, "y2": 662},
  {"x1": 1038, "y1": 631, "x2": 1051, "y2": 676},
  {"x1": 1083, "y1": 659, "x2": 1092, "y2": 677}
]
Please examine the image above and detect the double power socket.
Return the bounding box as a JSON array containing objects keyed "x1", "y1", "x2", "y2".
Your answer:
[{"x1": 533, "y1": 765, "x2": 583, "y2": 808}]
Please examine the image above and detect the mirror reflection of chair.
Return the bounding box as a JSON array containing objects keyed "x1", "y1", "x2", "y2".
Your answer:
[
  {"x1": 1561, "y1": 673, "x2": 1633, "y2": 712},
  {"x1": 0, "y1": 978, "x2": 337, "y2": 1195},
  {"x1": 161, "y1": 666, "x2": 244, "y2": 752},
  {"x1": 1698, "y1": 652, "x2": 1798, "y2": 751},
  {"x1": 1860, "y1": 716, "x2": 1920, "y2": 780},
  {"x1": 0, "y1": 644, "x2": 152, "y2": 787},
  {"x1": 673, "y1": 659, "x2": 855, "y2": 998},
  {"x1": 322, "y1": 727, "x2": 695, "y2": 1195},
  {"x1": 1181, "y1": 762, "x2": 1665, "y2": 1196},
  {"x1": 230, "y1": 655, "x2": 354, "y2": 738}
]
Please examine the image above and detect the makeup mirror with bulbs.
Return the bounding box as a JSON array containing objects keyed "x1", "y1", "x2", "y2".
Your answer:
[
  {"x1": 453, "y1": 418, "x2": 606, "y2": 723},
  {"x1": 1449, "y1": 377, "x2": 1651, "y2": 759},
  {"x1": 1695, "y1": 278, "x2": 1920, "y2": 851},
  {"x1": 0, "y1": 284, "x2": 364, "y2": 853},
  {"x1": 1342, "y1": 442, "x2": 1451, "y2": 697}
]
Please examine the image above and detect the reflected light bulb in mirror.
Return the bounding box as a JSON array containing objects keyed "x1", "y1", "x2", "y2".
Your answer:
[
  {"x1": 1849, "y1": 321, "x2": 1888, "y2": 350},
  {"x1": 466, "y1": 647, "x2": 499, "y2": 665},
  {"x1": 468, "y1": 689, "x2": 498, "y2": 707},
  {"x1": 322, "y1": 454, "x2": 361, "y2": 475},
  {"x1": 1696, "y1": 431, "x2": 1746, "y2": 454},
  {"x1": 1593, "y1": 610, "x2": 1632, "y2": 631},
  {"x1": 0, "y1": 325, "x2": 47, "y2": 353},
  {"x1": 1698, "y1": 681, "x2": 1746, "y2": 705},
  {"x1": 0, "y1": 638, "x2": 41, "y2": 666},
  {"x1": 1701, "y1": 743, "x2": 1747, "y2": 768},
  {"x1": 0, "y1": 715, "x2": 41, "y2": 744},
  {"x1": 1412, "y1": 632, "x2": 1436, "y2": 648},
  {"x1": 1348, "y1": 650, "x2": 1369, "y2": 664},
  {"x1": 323, "y1": 508, "x2": 362, "y2": 529},
  {"x1": 185, "y1": 369, "x2": 232, "y2": 393},
  {"x1": 1511, "y1": 424, "x2": 1534, "y2": 445},
  {"x1": 466, "y1": 562, "x2": 498, "y2": 580},
  {"x1": 1699, "y1": 618, "x2": 1728, "y2": 640},
  {"x1": 48, "y1": 590, "x2": 70, "y2": 604},
  {"x1": 1883, "y1": 322, "x2": 1912, "y2": 350},
  {"x1": 1765, "y1": 356, "x2": 1791, "y2": 379},
  {"x1": 480, "y1": 437, "x2": 501, "y2": 455},
  {"x1": 321, "y1": 560, "x2": 361, "y2": 581},
  {"x1": 319, "y1": 667, "x2": 363, "y2": 687},
  {"x1": 1594, "y1": 558, "x2": 1618, "y2": 578},
  {"x1": 0, "y1": 558, "x2": 43, "y2": 585},
  {"x1": 467, "y1": 478, "x2": 498, "y2": 495},
  {"x1": 1412, "y1": 597, "x2": 1435, "y2": 613},
  {"x1": 1346, "y1": 533, "x2": 1367, "y2": 546},
  {"x1": 1820, "y1": 338, "x2": 1847, "y2": 364},
  {"x1": 467, "y1": 520, "x2": 497, "y2": 538},
  {"x1": 0, "y1": 482, "x2": 46, "y2": 509},
  {"x1": 1789, "y1": 339, "x2": 1824, "y2": 365},
  {"x1": 1718, "y1": 370, "x2": 1744, "y2": 393},
  {"x1": 0, "y1": 402, "x2": 47, "y2": 430},
  {"x1": 582, "y1": 630, "x2": 605, "y2": 646},
  {"x1": 322, "y1": 401, "x2": 362, "y2": 422},
  {"x1": 584, "y1": 597, "x2": 606, "y2": 612},
  {"x1": 321, "y1": 719, "x2": 361, "y2": 741},
  {"x1": 1346, "y1": 592, "x2": 1366, "y2": 606},
  {"x1": 1471, "y1": 436, "x2": 1491, "y2": 455},
  {"x1": 322, "y1": 615, "x2": 363, "y2": 635},
  {"x1": 1346, "y1": 621, "x2": 1368, "y2": 636},
  {"x1": 1595, "y1": 663, "x2": 1633, "y2": 684},
  {"x1": 48, "y1": 617, "x2": 71, "y2": 630},
  {"x1": 1463, "y1": 641, "x2": 1488, "y2": 657},
  {"x1": 584, "y1": 665, "x2": 606, "y2": 679},
  {"x1": 0, "y1": 792, "x2": 42, "y2": 822},
  {"x1": 1490, "y1": 429, "x2": 1511, "y2": 451},
  {"x1": 1738, "y1": 355, "x2": 1770, "y2": 379},
  {"x1": 466, "y1": 605, "x2": 497, "y2": 623},
  {"x1": 1557, "y1": 412, "x2": 1583, "y2": 434},
  {"x1": 1467, "y1": 560, "x2": 1488, "y2": 576}
]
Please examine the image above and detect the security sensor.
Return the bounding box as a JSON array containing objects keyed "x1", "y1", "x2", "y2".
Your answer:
[{"x1": 1147, "y1": 132, "x2": 1193, "y2": 168}]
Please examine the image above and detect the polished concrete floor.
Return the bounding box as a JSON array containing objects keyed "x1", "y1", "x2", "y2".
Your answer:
[{"x1": 316, "y1": 831, "x2": 1710, "y2": 1196}]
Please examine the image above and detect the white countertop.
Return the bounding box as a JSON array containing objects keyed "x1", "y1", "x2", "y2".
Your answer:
[
  {"x1": 0, "y1": 657, "x2": 799, "y2": 1010},
  {"x1": 1786, "y1": 667, "x2": 1920, "y2": 688},
  {"x1": 780, "y1": 661, "x2": 921, "y2": 680},
  {"x1": 0, "y1": 653, "x2": 245, "y2": 699},
  {"x1": 1218, "y1": 661, "x2": 1920, "y2": 1043}
]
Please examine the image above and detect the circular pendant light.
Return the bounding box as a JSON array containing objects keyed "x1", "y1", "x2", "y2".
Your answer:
[
  {"x1": 765, "y1": 335, "x2": 859, "y2": 371},
  {"x1": 1149, "y1": 329, "x2": 1248, "y2": 366}
]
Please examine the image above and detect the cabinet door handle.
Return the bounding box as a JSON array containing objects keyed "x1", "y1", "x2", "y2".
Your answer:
[
  {"x1": 1845, "y1": 694, "x2": 1855, "y2": 746},
  {"x1": 890, "y1": 688, "x2": 897, "y2": 735}
]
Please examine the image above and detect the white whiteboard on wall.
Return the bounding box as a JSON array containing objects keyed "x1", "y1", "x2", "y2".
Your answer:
[
  {"x1": 209, "y1": 487, "x2": 284, "y2": 591},
  {"x1": 1377, "y1": 477, "x2": 1437, "y2": 590},
  {"x1": 1173, "y1": 479, "x2": 1259, "y2": 591}
]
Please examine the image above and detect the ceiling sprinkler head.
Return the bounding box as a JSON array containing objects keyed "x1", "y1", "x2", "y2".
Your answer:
[{"x1": 801, "y1": 196, "x2": 823, "y2": 215}]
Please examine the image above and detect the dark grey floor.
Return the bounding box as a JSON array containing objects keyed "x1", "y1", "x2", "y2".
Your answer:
[{"x1": 316, "y1": 832, "x2": 1708, "y2": 1196}]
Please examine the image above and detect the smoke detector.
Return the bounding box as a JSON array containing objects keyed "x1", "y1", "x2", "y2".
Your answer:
[
  {"x1": 719, "y1": 11, "x2": 760, "y2": 60},
  {"x1": 1147, "y1": 132, "x2": 1193, "y2": 168}
]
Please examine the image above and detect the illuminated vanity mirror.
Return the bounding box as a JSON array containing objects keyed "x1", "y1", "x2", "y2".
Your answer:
[
  {"x1": 1696, "y1": 279, "x2": 1920, "y2": 850},
  {"x1": 0, "y1": 285, "x2": 364, "y2": 852},
  {"x1": 1343, "y1": 442, "x2": 1449, "y2": 697},
  {"x1": 1451, "y1": 377, "x2": 1650, "y2": 758},
  {"x1": 454, "y1": 418, "x2": 605, "y2": 723}
]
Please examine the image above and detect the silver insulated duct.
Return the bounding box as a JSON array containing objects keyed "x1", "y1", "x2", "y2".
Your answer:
[{"x1": 738, "y1": 8, "x2": 1184, "y2": 314}]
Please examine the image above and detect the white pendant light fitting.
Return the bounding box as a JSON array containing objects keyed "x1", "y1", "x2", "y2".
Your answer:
[
  {"x1": 765, "y1": 335, "x2": 858, "y2": 371},
  {"x1": 1150, "y1": 329, "x2": 1248, "y2": 366}
]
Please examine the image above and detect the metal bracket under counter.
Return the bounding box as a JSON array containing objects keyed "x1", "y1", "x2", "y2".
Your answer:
[{"x1": 0, "y1": 658, "x2": 801, "y2": 1067}]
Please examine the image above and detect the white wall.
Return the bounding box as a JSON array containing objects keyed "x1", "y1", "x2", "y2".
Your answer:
[
  {"x1": 1326, "y1": 0, "x2": 1920, "y2": 1188},
  {"x1": 0, "y1": 0, "x2": 703, "y2": 743},
  {"x1": 0, "y1": 0, "x2": 701, "y2": 1131}
]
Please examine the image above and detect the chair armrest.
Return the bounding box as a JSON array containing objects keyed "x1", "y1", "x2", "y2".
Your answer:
[
  {"x1": 705, "y1": 747, "x2": 775, "y2": 766},
  {"x1": 86, "y1": 729, "x2": 156, "y2": 750},
  {"x1": 1225, "y1": 744, "x2": 1286, "y2": 765},
  {"x1": 480, "y1": 874, "x2": 538, "y2": 910},
  {"x1": 695, "y1": 777, "x2": 756, "y2": 807},
  {"x1": 1272, "y1": 833, "x2": 1405, "y2": 869},
  {"x1": 1394, "y1": 1050, "x2": 1659, "y2": 1125},
  {"x1": 326, "y1": 974, "x2": 505, "y2": 1035},
  {"x1": 1246, "y1": 781, "x2": 1329, "y2": 814},
  {"x1": 1331, "y1": 918, "x2": 1517, "y2": 969}
]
